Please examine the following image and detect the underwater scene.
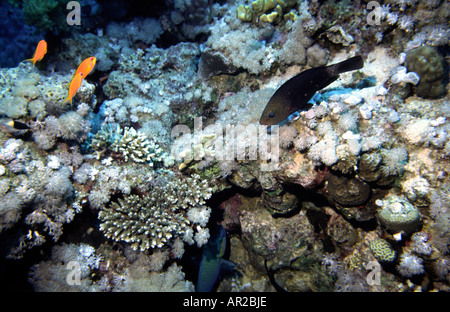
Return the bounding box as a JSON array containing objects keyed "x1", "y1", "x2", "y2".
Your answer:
[{"x1": 0, "y1": 0, "x2": 448, "y2": 294}]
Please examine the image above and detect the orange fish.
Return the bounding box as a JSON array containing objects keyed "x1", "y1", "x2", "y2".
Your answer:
[
  {"x1": 64, "y1": 72, "x2": 84, "y2": 104},
  {"x1": 24, "y1": 40, "x2": 47, "y2": 66},
  {"x1": 75, "y1": 56, "x2": 96, "y2": 78}
]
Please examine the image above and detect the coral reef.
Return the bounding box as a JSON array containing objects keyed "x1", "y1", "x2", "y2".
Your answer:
[
  {"x1": 29, "y1": 242, "x2": 194, "y2": 291},
  {"x1": 205, "y1": 8, "x2": 312, "y2": 75},
  {"x1": 106, "y1": 18, "x2": 163, "y2": 46},
  {"x1": 0, "y1": 0, "x2": 449, "y2": 294},
  {"x1": 0, "y1": 137, "x2": 84, "y2": 259},
  {"x1": 29, "y1": 243, "x2": 103, "y2": 291}
]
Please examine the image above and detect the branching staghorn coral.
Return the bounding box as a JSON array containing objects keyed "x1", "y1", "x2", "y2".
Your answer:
[
  {"x1": 98, "y1": 173, "x2": 213, "y2": 251},
  {"x1": 99, "y1": 194, "x2": 190, "y2": 251}
]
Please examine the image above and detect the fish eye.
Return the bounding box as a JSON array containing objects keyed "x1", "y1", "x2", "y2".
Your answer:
[{"x1": 268, "y1": 112, "x2": 275, "y2": 118}]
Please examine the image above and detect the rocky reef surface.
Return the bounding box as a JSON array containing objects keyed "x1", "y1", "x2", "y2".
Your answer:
[{"x1": 0, "y1": 0, "x2": 449, "y2": 292}]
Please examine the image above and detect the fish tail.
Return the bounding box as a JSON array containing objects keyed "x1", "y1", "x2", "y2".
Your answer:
[
  {"x1": 333, "y1": 55, "x2": 364, "y2": 74},
  {"x1": 5, "y1": 120, "x2": 14, "y2": 127},
  {"x1": 23, "y1": 58, "x2": 37, "y2": 66},
  {"x1": 63, "y1": 96, "x2": 72, "y2": 105}
]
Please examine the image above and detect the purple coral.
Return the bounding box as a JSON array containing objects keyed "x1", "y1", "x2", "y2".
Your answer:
[
  {"x1": 322, "y1": 254, "x2": 342, "y2": 276},
  {"x1": 411, "y1": 232, "x2": 433, "y2": 255},
  {"x1": 429, "y1": 190, "x2": 449, "y2": 219},
  {"x1": 434, "y1": 258, "x2": 450, "y2": 280},
  {"x1": 398, "y1": 16, "x2": 415, "y2": 31}
]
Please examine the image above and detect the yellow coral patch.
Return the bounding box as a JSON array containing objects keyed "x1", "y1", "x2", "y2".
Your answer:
[
  {"x1": 237, "y1": 4, "x2": 252, "y2": 22},
  {"x1": 260, "y1": 11, "x2": 278, "y2": 23},
  {"x1": 251, "y1": 0, "x2": 276, "y2": 14}
]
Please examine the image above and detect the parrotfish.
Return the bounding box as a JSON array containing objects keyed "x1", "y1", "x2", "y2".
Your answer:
[
  {"x1": 75, "y1": 56, "x2": 96, "y2": 78},
  {"x1": 24, "y1": 40, "x2": 47, "y2": 66},
  {"x1": 196, "y1": 225, "x2": 236, "y2": 292},
  {"x1": 260, "y1": 55, "x2": 364, "y2": 125},
  {"x1": 64, "y1": 72, "x2": 84, "y2": 104}
]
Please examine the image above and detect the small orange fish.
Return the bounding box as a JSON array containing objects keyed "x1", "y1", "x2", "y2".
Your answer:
[
  {"x1": 24, "y1": 40, "x2": 47, "y2": 66},
  {"x1": 64, "y1": 72, "x2": 84, "y2": 104},
  {"x1": 75, "y1": 56, "x2": 96, "y2": 78}
]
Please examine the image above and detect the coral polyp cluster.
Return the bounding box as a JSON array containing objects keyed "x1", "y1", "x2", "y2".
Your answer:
[{"x1": 91, "y1": 123, "x2": 169, "y2": 166}]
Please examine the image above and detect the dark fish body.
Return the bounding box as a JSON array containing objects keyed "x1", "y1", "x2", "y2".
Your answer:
[
  {"x1": 6, "y1": 120, "x2": 30, "y2": 130},
  {"x1": 260, "y1": 55, "x2": 364, "y2": 125}
]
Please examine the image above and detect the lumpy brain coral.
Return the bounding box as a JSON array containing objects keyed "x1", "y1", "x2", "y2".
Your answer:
[
  {"x1": 369, "y1": 238, "x2": 396, "y2": 262},
  {"x1": 405, "y1": 45, "x2": 446, "y2": 99},
  {"x1": 376, "y1": 195, "x2": 422, "y2": 235}
]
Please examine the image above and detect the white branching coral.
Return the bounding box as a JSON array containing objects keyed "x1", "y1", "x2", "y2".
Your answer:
[
  {"x1": 112, "y1": 126, "x2": 163, "y2": 164},
  {"x1": 397, "y1": 253, "x2": 425, "y2": 277},
  {"x1": 307, "y1": 132, "x2": 338, "y2": 166},
  {"x1": 29, "y1": 243, "x2": 103, "y2": 291},
  {"x1": 187, "y1": 206, "x2": 211, "y2": 227},
  {"x1": 0, "y1": 130, "x2": 80, "y2": 259},
  {"x1": 194, "y1": 226, "x2": 210, "y2": 248}
]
